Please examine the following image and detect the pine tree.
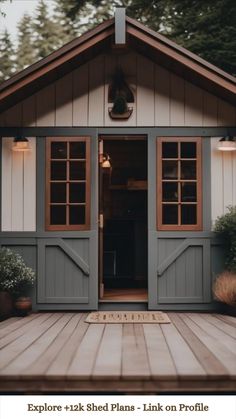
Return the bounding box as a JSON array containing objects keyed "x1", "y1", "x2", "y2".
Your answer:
[
  {"x1": 53, "y1": 0, "x2": 79, "y2": 44},
  {"x1": 34, "y1": 0, "x2": 60, "y2": 60},
  {"x1": 0, "y1": 29, "x2": 15, "y2": 83},
  {"x1": 164, "y1": 0, "x2": 236, "y2": 75},
  {"x1": 16, "y1": 13, "x2": 35, "y2": 71}
]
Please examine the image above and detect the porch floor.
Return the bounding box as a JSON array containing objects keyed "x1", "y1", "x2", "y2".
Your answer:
[{"x1": 0, "y1": 312, "x2": 235, "y2": 394}]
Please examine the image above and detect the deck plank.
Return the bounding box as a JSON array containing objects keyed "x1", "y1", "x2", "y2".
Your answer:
[
  {"x1": 67, "y1": 323, "x2": 105, "y2": 378},
  {"x1": 161, "y1": 322, "x2": 207, "y2": 378},
  {"x1": 1, "y1": 313, "x2": 74, "y2": 375},
  {"x1": 0, "y1": 313, "x2": 63, "y2": 370},
  {"x1": 180, "y1": 313, "x2": 236, "y2": 376},
  {"x1": 0, "y1": 313, "x2": 52, "y2": 349},
  {"x1": 201, "y1": 314, "x2": 236, "y2": 339},
  {"x1": 122, "y1": 324, "x2": 150, "y2": 378},
  {"x1": 215, "y1": 314, "x2": 236, "y2": 327},
  {"x1": 169, "y1": 313, "x2": 228, "y2": 377},
  {"x1": 0, "y1": 312, "x2": 235, "y2": 392},
  {"x1": 0, "y1": 317, "x2": 21, "y2": 329},
  {"x1": 188, "y1": 313, "x2": 236, "y2": 354},
  {"x1": 92, "y1": 324, "x2": 122, "y2": 379},
  {"x1": 46, "y1": 313, "x2": 88, "y2": 377},
  {"x1": 26, "y1": 313, "x2": 81, "y2": 376},
  {"x1": 143, "y1": 324, "x2": 177, "y2": 379}
]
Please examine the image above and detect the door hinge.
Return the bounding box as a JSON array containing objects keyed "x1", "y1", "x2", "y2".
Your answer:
[{"x1": 99, "y1": 213, "x2": 104, "y2": 228}]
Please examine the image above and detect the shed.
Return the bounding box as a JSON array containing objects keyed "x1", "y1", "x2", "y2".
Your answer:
[{"x1": 0, "y1": 9, "x2": 236, "y2": 311}]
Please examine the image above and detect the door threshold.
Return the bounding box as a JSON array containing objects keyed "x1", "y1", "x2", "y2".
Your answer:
[
  {"x1": 99, "y1": 302, "x2": 148, "y2": 311},
  {"x1": 99, "y1": 299, "x2": 148, "y2": 303}
]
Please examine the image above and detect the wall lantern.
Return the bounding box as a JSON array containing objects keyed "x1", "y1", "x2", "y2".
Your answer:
[
  {"x1": 101, "y1": 153, "x2": 112, "y2": 169},
  {"x1": 12, "y1": 136, "x2": 31, "y2": 152},
  {"x1": 217, "y1": 136, "x2": 236, "y2": 151}
]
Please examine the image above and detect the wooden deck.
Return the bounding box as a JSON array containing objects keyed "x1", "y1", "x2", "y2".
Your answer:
[{"x1": 0, "y1": 312, "x2": 235, "y2": 394}]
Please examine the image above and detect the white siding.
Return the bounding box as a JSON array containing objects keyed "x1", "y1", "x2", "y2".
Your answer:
[
  {"x1": 211, "y1": 138, "x2": 236, "y2": 226},
  {"x1": 1, "y1": 138, "x2": 36, "y2": 231},
  {"x1": 0, "y1": 52, "x2": 235, "y2": 127}
]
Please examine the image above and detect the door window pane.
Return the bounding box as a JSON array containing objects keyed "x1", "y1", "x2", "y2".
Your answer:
[
  {"x1": 51, "y1": 142, "x2": 67, "y2": 159},
  {"x1": 69, "y1": 183, "x2": 86, "y2": 203},
  {"x1": 157, "y1": 138, "x2": 201, "y2": 230},
  {"x1": 181, "y1": 204, "x2": 197, "y2": 225},
  {"x1": 51, "y1": 183, "x2": 66, "y2": 203},
  {"x1": 181, "y1": 183, "x2": 197, "y2": 202},
  {"x1": 163, "y1": 182, "x2": 178, "y2": 202},
  {"x1": 162, "y1": 204, "x2": 178, "y2": 224},
  {"x1": 69, "y1": 205, "x2": 85, "y2": 225},
  {"x1": 69, "y1": 161, "x2": 86, "y2": 180},
  {"x1": 162, "y1": 142, "x2": 178, "y2": 158},
  {"x1": 181, "y1": 161, "x2": 196, "y2": 179},
  {"x1": 70, "y1": 142, "x2": 86, "y2": 159},
  {"x1": 50, "y1": 205, "x2": 66, "y2": 225},
  {"x1": 181, "y1": 142, "x2": 196, "y2": 158},
  {"x1": 51, "y1": 161, "x2": 67, "y2": 180},
  {"x1": 162, "y1": 161, "x2": 178, "y2": 179}
]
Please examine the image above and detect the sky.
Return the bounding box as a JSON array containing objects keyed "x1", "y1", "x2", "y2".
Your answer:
[{"x1": 0, "y1": 0, "x2": 55, "y2": 42}]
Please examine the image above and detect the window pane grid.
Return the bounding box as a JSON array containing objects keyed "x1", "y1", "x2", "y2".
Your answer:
[
  {"x1": 157, "y1": 137, "x2": 201, "y2": 230},
  {"x1": 46, "y1": 137, "x2": 90, "y2": 230}
]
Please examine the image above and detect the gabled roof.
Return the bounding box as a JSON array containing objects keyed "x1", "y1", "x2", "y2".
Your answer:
[{"x1": 0, "y1": 15, "x2": 235, "y2": 113}]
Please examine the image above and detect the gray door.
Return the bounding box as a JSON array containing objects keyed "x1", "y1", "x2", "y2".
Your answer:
[
  {"x1": 36, "y1": 132, "x2": 98, "y2": 310},
  {"x1": 148, "y1": 135, "x2": 212, "y2": 309}
]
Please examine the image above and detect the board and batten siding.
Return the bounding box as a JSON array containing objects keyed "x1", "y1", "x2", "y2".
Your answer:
[
  {"x1": 211, "y1": 138, "x2": 236, "y2": 225},
  {"x1": 0, "y1": 53, "x2": 235, "y2": 127},
  {"x1": 1, "y1": 138, "x2": 36, "y2": 231}
]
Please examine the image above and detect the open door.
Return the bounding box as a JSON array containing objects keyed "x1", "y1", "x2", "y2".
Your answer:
[
  {"x1": 99, "y1": 136, "x2": 148, "y2": 302},
  {"x1": 37, "y1": 134, "x2": 98, "y2": 310}
]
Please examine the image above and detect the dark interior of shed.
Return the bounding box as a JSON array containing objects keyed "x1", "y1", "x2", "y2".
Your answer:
[{"x1": 99, "y1": 138, "x2": 148, "y2": 302}]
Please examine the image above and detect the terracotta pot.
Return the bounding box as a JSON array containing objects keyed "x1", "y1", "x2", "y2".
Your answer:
[
  {"x1": 0, "y1": 291, "x2": 13, "y2": 320},
  {"x1": 15, "y1": 297, "x2": 32, "y2": 316}
]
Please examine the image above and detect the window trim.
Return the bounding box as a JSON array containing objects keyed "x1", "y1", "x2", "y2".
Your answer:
[
  {"x1": 45, "y1": 136, "x2": 90, "y2": 231},
  {"x1": 157, "y1": 137, "x2": 202, "y2": 231}
]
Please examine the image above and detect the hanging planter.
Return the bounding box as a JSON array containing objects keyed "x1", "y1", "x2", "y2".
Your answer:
[
  {"x1": 108, "y1": 68, "x2": 134, "y2": 120},
  {"x1": 109, "y1": 95, "x2": 133, "y2": 120}
]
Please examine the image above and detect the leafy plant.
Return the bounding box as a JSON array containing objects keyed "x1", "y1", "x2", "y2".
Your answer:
[
  {"x1": 112, "y1": 95, "x2": 128, "y2": 114},
  {"x1": 0, "y1": 247, "x2": 35, "y2": 297},
  {"x1": 214, "y1": 205, "x2": 236, "y2": 272}
]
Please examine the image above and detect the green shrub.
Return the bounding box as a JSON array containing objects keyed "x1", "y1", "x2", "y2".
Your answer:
[
  {"x1": 112, "y1": 95, "x2": 128, "y2": 114},
  {"x1": 214, "y1": 206, "x2": 236, "y2": 272},
  {"x1": 0, "y1": 247, "x2": 35, "y2": 297}
]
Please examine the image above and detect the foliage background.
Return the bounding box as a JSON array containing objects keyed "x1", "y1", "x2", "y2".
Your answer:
[{"x1": 0, "y1": 0, "x2": 236, "y2": 83}]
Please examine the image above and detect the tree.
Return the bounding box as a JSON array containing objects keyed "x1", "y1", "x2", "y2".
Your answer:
[
  {"x1": 33, "y1": 0, "x2": 60, "y2": 60},
  {"x1": 0, "y1": 29, "x2": 15, "y2": 82},
  {"x1": 53, "y1": 0, "x2": 79, "y2": 44},
  {"x1": 16, "y1": 13, "x2": 35, "y2": 71},
  {"x1": 57, "y1": 0, "x2": 236, "y2": 75},
  {"x1": 163, "y1": 0, "x2": 236, "y2": 75},
  {"x1": 0, "y1": 0, "x2": 8, "y2": 17}
]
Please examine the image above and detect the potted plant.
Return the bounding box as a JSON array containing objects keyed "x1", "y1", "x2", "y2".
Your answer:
[
  {"x1": 213, "y1": 206, "x2": 236, "y2": 314},
  {"x1": 0, "y1": 247, "x2": 35, "y2": 317}
]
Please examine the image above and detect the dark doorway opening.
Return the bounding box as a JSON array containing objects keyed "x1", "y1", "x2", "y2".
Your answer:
[{"x1": 99, "y1": 136, "x2": 148, "y2": 302}]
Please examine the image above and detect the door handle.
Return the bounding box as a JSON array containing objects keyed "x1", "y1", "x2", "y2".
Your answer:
[{"x1": 98, "y1": 213, "x2": 104, "y2": 228}]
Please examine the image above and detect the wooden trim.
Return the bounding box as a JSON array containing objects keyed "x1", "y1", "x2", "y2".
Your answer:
[
  {"x1": 157, "y1": 137, "x2": 202, "y2": 231},
  {"x1": 45, "y1": 137, "x2": 91, "y2": 231},
  {"x1": 99, "y1": 135, "x2": 147, "y2": 141},
  {"x1": 0, "y1": 16, "x2": 235, "y2": 113},
  {"x1": 126, "y1": 24, "x2": 236, "y2": 95},
  {"x1": 0, "y1": 29, "x2": 113, "y2": 112},
  {"x1": 126, "y1": 17, "x2": 236, "y2": 84}
]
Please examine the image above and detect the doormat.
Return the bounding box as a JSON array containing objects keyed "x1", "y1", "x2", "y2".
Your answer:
[{"x1": 85, "y1": 311, "x2": 170, "y2": 324}]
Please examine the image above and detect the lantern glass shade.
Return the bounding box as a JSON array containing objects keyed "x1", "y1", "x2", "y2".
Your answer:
[
  {"x1": 12, "y1": 137, "x2": 31, "y2": 152},
  {"x1": 101, "y1": 154, "x2": 111, "y2": 168},
  {"x1": 217, "y1": 136, "x2": 236, "y2": 151}
]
